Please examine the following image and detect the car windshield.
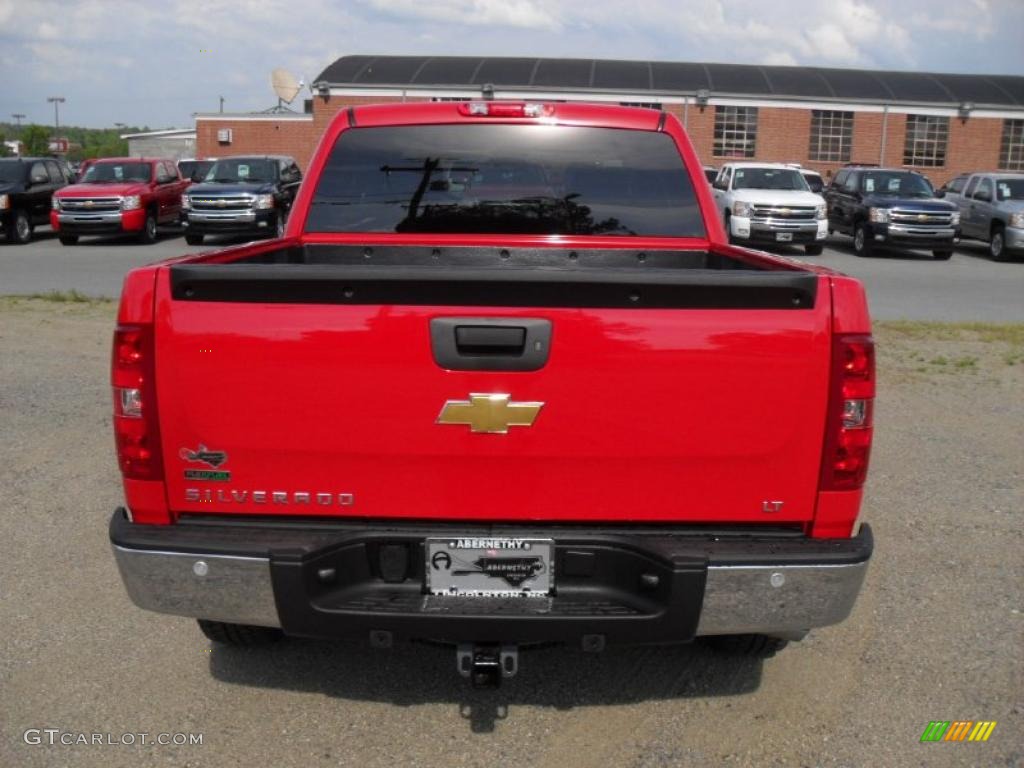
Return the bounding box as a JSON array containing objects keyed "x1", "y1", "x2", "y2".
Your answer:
[
  {"x1": 732, "y1": 168, "x2": 809, "y2": 191},
  {"x1": 0, "y1": 161, "x2": 24, "y2": 183},
  {"x1": 179, "y1": 160, "x2": 214, "y2": 181},
  {"x1": 803, "y1": 174, "x2": 824, "y2": 193},
  {"x1": 995, "y1": 178, "x2": 1024, "y2": 201},
  {"x1": 860, "y1": 172, "x2": 933, "y2": 197},
  {"x1": 308, "y1": 124, "x2": 705, "y2": 237},
  {"x1": 83, "y1": 162, "x2": 152, "y2": 183},
  {"x1": 203, "y1": 159, "x2": 275, "y2": 184}
]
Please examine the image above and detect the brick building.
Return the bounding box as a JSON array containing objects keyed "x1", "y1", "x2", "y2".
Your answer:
[{"x1": 196, "y1": 55, "x2": 1024, "y2": 185}]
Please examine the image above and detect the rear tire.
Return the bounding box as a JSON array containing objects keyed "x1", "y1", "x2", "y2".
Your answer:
[
  {"x1": 58, "y1": 235, "x2": 79, "y2": 246},
  {"x1": 852, "y1": 223, "x2": 872, "y2": 257},
  {"x1": 707, "y1": 633, "x2": 789, "y2": 659},
  {"x1": 989, "y1": 225, "x2": 1009, "y2": 262},
  {"x1": 932, "y1": 249, "x2": 953, "y2": 261},
  {"x1": 7, "y1": 209, "x2": 32, "y2": 244},
  {"x1": 804, "y1": 243, "x2": 824, "y2": 256},
  {"x1": 197, "y1": 619, "x2": 283, "y2": 646},
  {"x1": 185, "y1": 233, "x2": 204, "y2": 246},
  {"x1": 137, "y1": 210, "x2": 158, "y2": 244}
]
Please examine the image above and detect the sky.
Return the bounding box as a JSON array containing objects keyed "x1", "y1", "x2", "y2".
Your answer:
[{"x1": 1, "y1": 0, "x2": 1022, "y2": 130}]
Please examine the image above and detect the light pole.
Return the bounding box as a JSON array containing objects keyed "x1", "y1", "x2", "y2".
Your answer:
[
  {"x1": 47, "y1": 97, "x2": 65, "y2": 149},
  {"x1": 12, "y1": 113, "x2": 25, "y2": 129}
]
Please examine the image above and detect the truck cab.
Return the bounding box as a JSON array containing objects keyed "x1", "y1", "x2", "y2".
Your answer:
[
  {"x1": 180, "y1": 155, "x2": 302, "y2": 245},
  {"x1": 824, "y1": 165, "x2": 960, "y2": 260},
  {"x1": 0, "y1": 157, "x2": 71, "y2": 244},
  {"x1": 51, "y1": 157, "x2": 190, "y2": 245},
  {"x1": 951, "y1": 173, "x2": 1024, "y2": 261},
  {"x1": 107, "y1": 102, "x2": 874, "y2": 684},
  {"x1": 711, "y1": 162, "x2": 828, "y2": 255}
]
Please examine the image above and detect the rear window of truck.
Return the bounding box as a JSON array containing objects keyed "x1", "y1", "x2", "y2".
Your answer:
[{"x1": 307, "y1": 125, "x2": 705, "y2": 237}]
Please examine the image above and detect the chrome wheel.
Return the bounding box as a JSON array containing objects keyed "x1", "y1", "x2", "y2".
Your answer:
[
  {"x1": 853, "y1": 227, "x2": 865, "y2": 252},
  {"x1": 990, "y1": 231, "x2": 1004, "y2": 260},
  {"x1": 15, "y1": 211, "x2": 31, "y2": 243}
]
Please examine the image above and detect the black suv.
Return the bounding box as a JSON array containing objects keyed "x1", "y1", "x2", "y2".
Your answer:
[
  {"x1": 0, "y1": 157, "x2": 72, "y2": 244},
  {"x1": 825, "y1": 165, "x2": 960, "y2": 259},
  {"x1": 180, "y1": 155, "x2": 301, "y2": 245}
]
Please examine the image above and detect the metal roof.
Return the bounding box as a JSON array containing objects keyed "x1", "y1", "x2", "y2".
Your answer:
[{"x1": 315, "y1": 55, "x2": 1024, "y2": 108}]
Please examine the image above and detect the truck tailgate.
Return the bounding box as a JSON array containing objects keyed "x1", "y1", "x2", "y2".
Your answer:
[{"x1": 154, "y1": 259, "x2": 831, "y2": 525}]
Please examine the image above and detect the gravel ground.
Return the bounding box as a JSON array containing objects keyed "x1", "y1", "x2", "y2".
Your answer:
[{"x1": 1, "y1": 299, "x2": 1021, "y2": 768}]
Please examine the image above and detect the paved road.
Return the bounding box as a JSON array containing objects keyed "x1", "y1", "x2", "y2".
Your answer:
[{"x1": 0, "y1": 227, "x2": 1021, "y2": 322}]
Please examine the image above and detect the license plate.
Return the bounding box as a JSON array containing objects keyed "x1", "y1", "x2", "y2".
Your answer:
[
  {"x1": 426, "y1": 537, "x2": 554, "y2": 597},
  {"x1": 776, "y1": 232, "x2": 793, "y2": 242}
]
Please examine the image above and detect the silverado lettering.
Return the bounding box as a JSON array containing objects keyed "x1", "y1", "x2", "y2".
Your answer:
[
  {"x1": 109, "y1": 101, "x2": 874, "y2": 686},
  {"x1": 184, "y1": 489, "x2": 354, "y2": 505}
]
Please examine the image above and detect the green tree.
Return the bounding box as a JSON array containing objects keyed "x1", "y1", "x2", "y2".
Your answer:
[
  {"x1": 21, "y1": 124, "x2": 50, "y2": 155},
  {"x1": 0, "y1": 135, "x2": 8, "y2": 157}
]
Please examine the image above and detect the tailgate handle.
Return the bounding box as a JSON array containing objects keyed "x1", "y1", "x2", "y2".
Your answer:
[
  {"x1": 455, "y1": 325, "x2": 526, "y2": 354},
  {"x1": 431, "y1": 318, "x2": 551, "y2": 372}
]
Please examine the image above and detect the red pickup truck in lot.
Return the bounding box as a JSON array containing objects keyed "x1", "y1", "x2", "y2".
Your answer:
[
  {"x1": 109, "y1": 101, "x2": 874, "y2": 686},
  {"x1": 52, "y1": 157, "x2": 189, "y2": 245}
]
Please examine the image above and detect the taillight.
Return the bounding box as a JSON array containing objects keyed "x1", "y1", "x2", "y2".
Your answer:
[
  {"x1": 819, "y1": 334, "x2": 874, "y2": 491},
  {"x1": 457, "y1": 101, "x2": 552, "y2": 118},
  {"x1": 112, "y1": 324, "x2": 163, "y2": 480}
]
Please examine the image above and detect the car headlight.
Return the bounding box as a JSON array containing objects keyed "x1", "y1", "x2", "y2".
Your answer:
[
  {"x1": 950, "y1": 211, "x2": 961, "y2": 226},
  {"x1": 732, "y1": 200, "x2": 752, "y2": 217},
  {"x1": 181, "y1": 194, "x2": 191, "y2": 210},
  {"x1": 120, "y1": 195, "x2": 141, "y2": 211},
  {"x1": 815, "y1": 203, "x2": 827, "y2": 220},
  {"x1": 869, "y1": 207, "x2": 889, "y2": 224},
  {"x1": 253, "y1": 194, "x2": 275, "y2": 210},
  {"x1": 1009, "y1": 212, "x2": 1024, "y2": 228},
  {"x1": 51, "y1": 196, "x2": 61, "y2": 210},
  {"x1": 0, "y1": 194, "x2": 10, "y2": 210}
]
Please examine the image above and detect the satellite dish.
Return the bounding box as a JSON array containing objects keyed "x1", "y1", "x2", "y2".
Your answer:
[{"x1": 271, "y1": 69, "x2": 302, "y2": 104}]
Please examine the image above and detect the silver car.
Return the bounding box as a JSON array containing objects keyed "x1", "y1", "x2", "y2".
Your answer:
[{"x1": 947, "y1": 173, "x2": 1024, "y2": 261}]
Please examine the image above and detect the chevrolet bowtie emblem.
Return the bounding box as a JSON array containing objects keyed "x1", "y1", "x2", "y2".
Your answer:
[{"x1": 436, "y1": 394, "x2": 543, "y2": 434}]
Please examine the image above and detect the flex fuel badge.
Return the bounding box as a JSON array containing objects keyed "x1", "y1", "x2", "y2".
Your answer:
[
  {"x1": 184, "y1": 469, "x2": 231, "y2": 482},
  {"x1": 180, "y1": 444, "x2": 230, "y2": 481}
]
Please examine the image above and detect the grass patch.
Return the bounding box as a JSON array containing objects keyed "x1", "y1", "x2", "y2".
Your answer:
[
  {"x1": 877, "y1": 321, "x2": 1024, "y2": 346},
  {"x1": 22, "y1": 290, "x2": 103, "y2": 303},
  {"x1": 1, "y1": 292, "x2": 114, "y2": 307}
]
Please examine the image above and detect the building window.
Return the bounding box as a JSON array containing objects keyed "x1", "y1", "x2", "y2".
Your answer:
[
  {"x1": 999, "y1": 119, "x2": 1024, "y2": 171},
  {"x1": 809, "y1": 110, "x2": 854, "y2": 162},
  {"x1": 620, "y1": 101, "x2": 663, "y2": 110},
  {"x1": 902, "y1": 114, "x2": 949, "y2": 167},
  {"x1": 713, "y1": 106, "x2": 758, "y2": 158},
  {"x1": 430, "y1": 97, "x2": 470, "y2": 102}
]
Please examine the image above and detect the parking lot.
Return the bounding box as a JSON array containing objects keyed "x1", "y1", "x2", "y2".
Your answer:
[
  {"x1": 1, "y1": 295, "x2": 1021, "y2": 767},
  {"x1": 1, "y1": 228, "x2": 1021, "y2": 322}
]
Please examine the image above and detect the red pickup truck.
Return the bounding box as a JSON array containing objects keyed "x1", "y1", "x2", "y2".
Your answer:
[
  {"x1": 52, "y1": 157, "x2": 189, "y2": 245},
  {"x1": 109, "y1": 102, "x2": 874, "y2": 686}
]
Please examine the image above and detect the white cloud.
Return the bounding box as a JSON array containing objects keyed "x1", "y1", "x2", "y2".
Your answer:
[
  {"x1": 0, "y1": 0, "x2": 1019, "y2": 128},
  {"x1": 367, "y1": 0, "x2": 560, "y2": 30},
  {"x1": 761, "y1": 51, "x2": 798, "y2": 67}
]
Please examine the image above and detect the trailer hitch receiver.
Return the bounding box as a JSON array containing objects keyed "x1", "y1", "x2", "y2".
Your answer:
[{"x1": 457, "y1": 644, "x2": 518, "y2": 688}]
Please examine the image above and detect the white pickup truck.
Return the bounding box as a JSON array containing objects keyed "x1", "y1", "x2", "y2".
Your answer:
[{"x1": 712, "y1": 162, "x2": 828, "y2": 255}]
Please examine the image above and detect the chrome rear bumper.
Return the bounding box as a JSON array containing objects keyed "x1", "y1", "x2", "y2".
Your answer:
[{"x1": 111, "y1": 514, "x2": 871, "y2": 641}]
